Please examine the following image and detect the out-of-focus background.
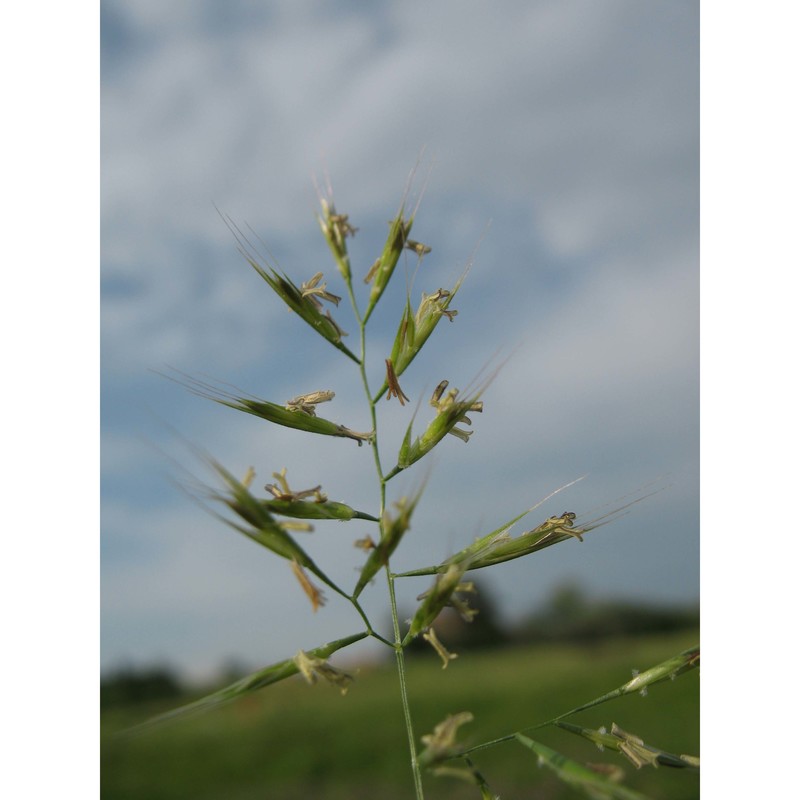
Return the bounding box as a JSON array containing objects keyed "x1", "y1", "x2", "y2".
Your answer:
[{"x1": 100, "y1": 1, "x2": 700, "y2": 796}]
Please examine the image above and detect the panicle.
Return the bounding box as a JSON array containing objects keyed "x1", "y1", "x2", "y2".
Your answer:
[
  {"x1": 404, "y1": 562, "x2": 476, "y2": 642},
  {"x1": 363, "y1": 204, "x2": 415, "y2": 320},
  {"x1": 418, "y1": 712, "x2": 474, "y2": 768},
  {"x1": 555, "y1": 721, "x2": 700, "y2": 770},
  {"x1": 619, "y1": 646, "x2": 700, "y2": 695},
  {"x1": 245, "y1": 252, "x2": 357, "y2": 360},
  {"x1": 394, "y1": 380, "x2": 484, "y2": 473},
  {"x1": 353, "y1": 487, "x2": 424, "y2": 597},
  {"x1": 177, "y1": 374, "x2": 374, "y2": 444},
  {"x1": 205, "y1": 460, "x2": 315, "y2": 566},
  {"x1": 261, "y1": 468, "x2": 379, "y2": 521},
  {"x1": 293, "y1": 650, "x2": 354, "y2": 695},
  {"x1": 375, "y1": 271, "x2": 467, "y2": 402},
  {"x1": 439, "y1": 511, "x2": 587, "y2": 573},
  {"x1": 316, "y1": 194, "x2": 357, "y2": 282}
]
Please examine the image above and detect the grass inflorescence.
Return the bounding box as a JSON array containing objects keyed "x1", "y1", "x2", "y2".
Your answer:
[{"x1": 137, "y1": 172, "x2": 698, "y2": 800}]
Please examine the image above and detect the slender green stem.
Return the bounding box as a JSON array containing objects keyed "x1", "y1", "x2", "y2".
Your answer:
[
  {"x1": 368, "y1": 629, "x2": 396, "y2": 649},
  {"x1": 316, "y1": 570, "x2": 354, "y2": 602},
  {"x1": 342, "y1": 267, "x2": 362, "y2": 327},
  {"x1": 455, "y1": 705, "x2": 599, "y2": 759},
  {"x1": 359, "y1": 330, "x2": 386, "y2": 497},
  {"x1": 305, "y1": 498, "x2": 394, "y2": 646},
  {"x1": 344, "y1": 278, "x2": 422, "y2": 796},
  {"x1": 384, "y1": 464, "x2": 404, "y2": 482},
  {"x1": 458, "y1": 733, "x2": 516, "y2": 758},
  {"x1": 312, "y1": 565, "x2": 396, "y2": 647},
  {"x1": 345, "y1": 276, "x2": 386, "y2": 503},
  {"x1": 346, "y1": 594, "x2": 394, "y2": 648},
  {"x1": 387, "y1": 566, "x2": 424, "y2": 799},
  {"x1": 349, "y1": 307, "x2": 389, "y2": 546}
]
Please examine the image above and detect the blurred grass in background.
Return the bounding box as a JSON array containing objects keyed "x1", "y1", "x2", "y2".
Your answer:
[{"x1": 102, "y1": 629, "x2": 699, "y2": 799}]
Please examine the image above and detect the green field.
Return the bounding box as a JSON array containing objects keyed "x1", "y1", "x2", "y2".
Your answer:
[{"x1": 102, "y1": 630, "x2": 699, "y2": 799}]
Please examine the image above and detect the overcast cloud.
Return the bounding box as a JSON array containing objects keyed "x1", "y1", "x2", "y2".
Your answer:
[{"x1": 101, "y1": 0, "x2": 698, "y2": 681}]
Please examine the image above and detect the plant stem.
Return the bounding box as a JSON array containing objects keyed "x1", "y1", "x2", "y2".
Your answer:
[
  {"x1": 455, "y1": 705, "x2": 605, "y2": 759},
  {"x1": 346, "y1": 283, "x2": 422, "y2": 796},
  {"x1": 387, "y1": 566, "x2": 424, "y2": 799},
  {"x1": 347, "y1": 594, "x2": 394, "y2": 648},
  {"x1": 346, "y1": 279, "x2": 386, "y2": 507}
]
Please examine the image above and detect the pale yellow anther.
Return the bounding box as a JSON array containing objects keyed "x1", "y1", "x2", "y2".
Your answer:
[{"x1": 423, "y1": 628, "x2": 458, "y2": 669}]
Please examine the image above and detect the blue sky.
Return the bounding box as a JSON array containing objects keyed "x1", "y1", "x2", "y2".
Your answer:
[{"x1": 101, "y1": 0, "x2": 699, "y2": 681}]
